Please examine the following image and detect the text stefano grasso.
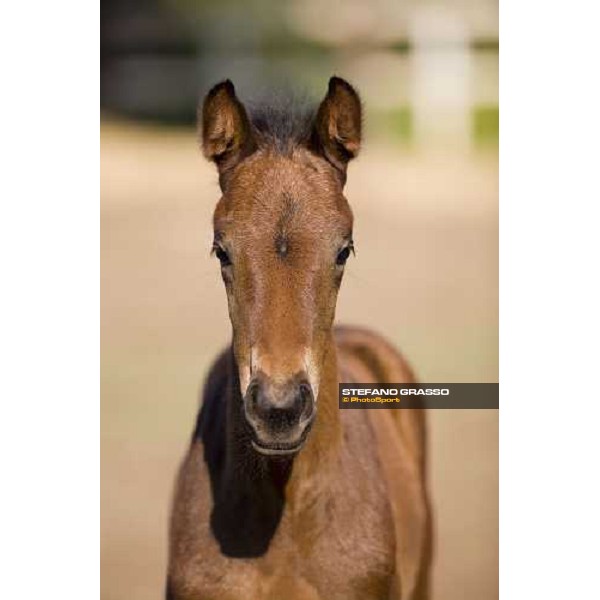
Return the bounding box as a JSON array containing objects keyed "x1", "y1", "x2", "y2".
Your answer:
[{"x1": 341, "y1": 387, "x2": 450, "y2": 396}]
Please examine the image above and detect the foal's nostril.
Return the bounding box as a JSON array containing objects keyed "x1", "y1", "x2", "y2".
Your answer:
[
  {"x1": 247, "y1": 381, "x2": 260, "y2": 409},
  {"x1": 246, "y1": 379, "x2": 270, "y2": 419},
  {"x1": 297, "y1": 381, "x2": 314, "y2": 419},
  {"x1": 299, "y1": 382, "x2": 312, "y2": 402}
]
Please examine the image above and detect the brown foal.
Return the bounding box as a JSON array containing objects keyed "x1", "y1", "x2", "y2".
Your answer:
[{"x1": 166, "y1": 77, "x2": 431, "y2": 600}]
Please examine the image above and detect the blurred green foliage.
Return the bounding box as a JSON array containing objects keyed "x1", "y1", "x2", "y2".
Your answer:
[
  {"x1": 102, "y1": 0, "x2": 498, "y2": 148},
  {"x1": 473, "y1": 106, "x2": 499, "y2": 145}
]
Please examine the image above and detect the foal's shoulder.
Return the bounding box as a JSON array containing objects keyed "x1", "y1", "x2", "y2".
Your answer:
[
  {"x1": 334, "y1": 324, "x2": 426, "y2": 467},
  {"x1": 334, "y1": 324, "x2": 416, "y2": 384}
]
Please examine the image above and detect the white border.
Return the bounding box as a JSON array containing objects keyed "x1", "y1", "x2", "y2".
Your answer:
[
  {"x1": 0, "y1": 2, "x2": 99, "y2": 597},
  {"x1": 501, "y1": 1, "x2": 600, "y2": 598},
  {"x1": 1, "y1": 1, "x2": 599, "y2": 598}
]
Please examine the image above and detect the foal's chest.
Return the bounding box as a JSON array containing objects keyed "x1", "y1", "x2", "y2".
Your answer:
[
  {"x1": 227, "y1": 417, "x2": 395, "y2": 599},
  {"x1": 201, "y1": 479, "x2": 395, "y2": 600},
  {"x1": 171, "y1": 415, "x2": 396, "y2": 600}
]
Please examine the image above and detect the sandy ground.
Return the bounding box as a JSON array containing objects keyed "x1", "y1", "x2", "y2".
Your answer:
[{"x1": 101, "y1": 121, "x2": 498, "y2": 600}]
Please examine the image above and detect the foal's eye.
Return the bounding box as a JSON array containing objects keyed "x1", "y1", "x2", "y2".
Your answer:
[
  {"x1": 213, "y1": 245, "x2": 231, "y2": 267},
  {"x1": 336, "y1": 243, "x2": 354, "y2": 266}
]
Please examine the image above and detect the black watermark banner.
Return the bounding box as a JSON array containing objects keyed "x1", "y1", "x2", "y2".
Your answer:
[{"x1": 339, "y1": 384, "x2": 499, "y2": 409}]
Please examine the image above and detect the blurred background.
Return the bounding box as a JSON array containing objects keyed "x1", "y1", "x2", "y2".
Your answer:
[{"x1": 101, "y1": 1, "x2": 498, "y2": 599}]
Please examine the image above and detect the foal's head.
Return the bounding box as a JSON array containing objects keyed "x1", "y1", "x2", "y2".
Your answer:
[{"x1": 201, "y1": 77, "x2": 361, "y2": 456}]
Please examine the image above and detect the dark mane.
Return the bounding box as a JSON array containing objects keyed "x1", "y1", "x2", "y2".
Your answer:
[{"x1": 247, "y1": 96, "x2": 316, "y2": 155}]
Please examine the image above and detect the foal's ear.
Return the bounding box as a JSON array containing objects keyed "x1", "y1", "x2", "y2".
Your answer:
[
  {"x1": 311, "y1": 77, "x2": 362, "y2": 179},
  {"x1": 200, "y1": 80, "x2": 256, "y2": 184}
]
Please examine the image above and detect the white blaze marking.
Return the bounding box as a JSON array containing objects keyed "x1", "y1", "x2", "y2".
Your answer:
[{"x1": 304, "y1": 349, "x2": 320, "y2": 403}]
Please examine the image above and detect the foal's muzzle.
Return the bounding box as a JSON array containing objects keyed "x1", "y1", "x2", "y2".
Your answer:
[{"x1": 243, "y1": 372, "x2": 315, "y2": 456}]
